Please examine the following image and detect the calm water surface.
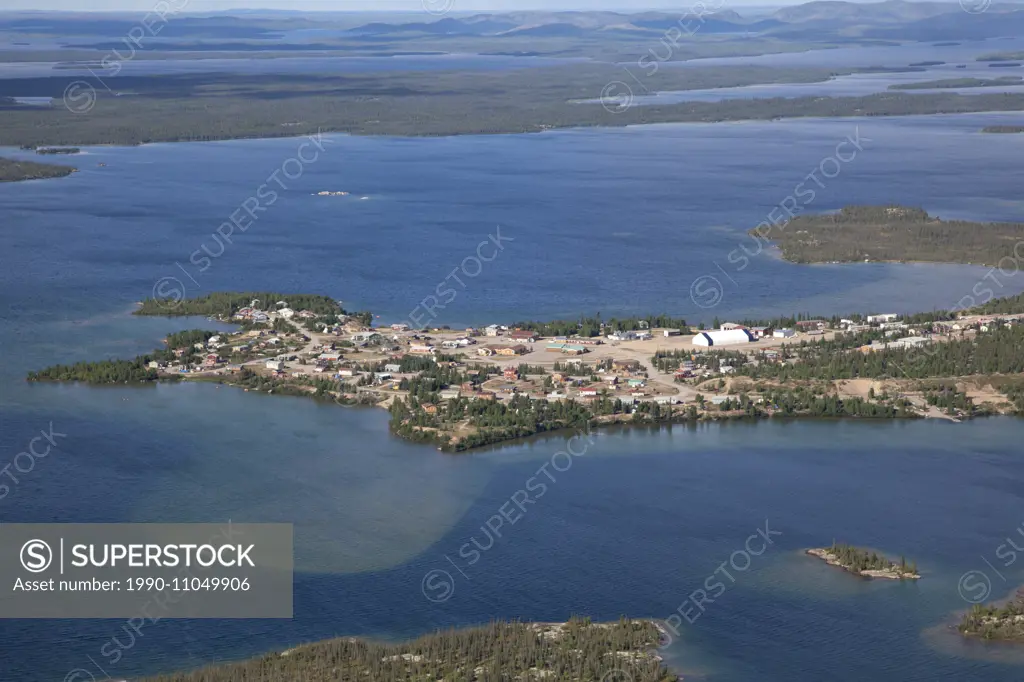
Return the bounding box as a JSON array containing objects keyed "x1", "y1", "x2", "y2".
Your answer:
[
  {"x1": 2, "y1": 115, "x2": 1024, "y2": 680},
  {"x1": 625, "y1": 67, "x2": 1024, "y2": 105},
  {"x1": 615, "y1": 37, "x2": 1024, "y2": 104}
]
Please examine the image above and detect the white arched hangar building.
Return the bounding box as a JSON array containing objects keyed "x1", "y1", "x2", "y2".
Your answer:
[{"x1": 692, "y1": 329, "x2": 754, "y2": 347}]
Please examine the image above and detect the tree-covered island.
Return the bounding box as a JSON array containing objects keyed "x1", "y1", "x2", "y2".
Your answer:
[
  {"x1": 959, "y1": 588, "x2": 1024, "y2": 642},
  {"x1": 756, "y1": 205, "x2": 1024, "y2": 267},
  {"x1": 137, "y1": 617, "x2": 675, "y2": 682},
  {"x1": 26, "y1": 288, "x2": 1024, "y2": 452},
  {"x1": 35, "y1": 147, "x2": 81, "y2": 155},
  {"x1": 807, "y1": 542, "x2": 920, "y2": 580}
]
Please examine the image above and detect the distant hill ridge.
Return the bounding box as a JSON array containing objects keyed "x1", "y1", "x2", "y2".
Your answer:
[{"x1": 342, "y1": 1, "x2": 1024, "y2": 39}]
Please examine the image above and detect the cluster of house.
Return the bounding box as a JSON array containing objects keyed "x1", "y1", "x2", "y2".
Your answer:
[
  {"x1": 934, "y1": 314, "x2": 1021, "y2": 333},
  {"x1": 477, "y1": 344, "x2": 529, "y2": 357},
  {"x1": 575, "y1": 359, "x2": 646, "y2": 397},
  {"x1": 551, "y1": 359, "x2": 654, "y2": 401},
  {"x1": 233, "y1": 301, "x2": 322, "y2": 324},
  {"x1": 607, "y1": 330, "x2": 653, "y2": 341},
  {"x1": 863, "y1": 336, "x2": 930, "y2": 352},
  {"x1": 382, "y1": 326, "x2": 546, "y2": 357},
  {"x1": 854, "y1": 313, "x2": 1021, "y2": 353},
  {"x1": 152, "y1": 330, "x2": 301, "y2": 373},
  {"x1": 233, "y1": 307, "x2": 271, "y2": 323}
]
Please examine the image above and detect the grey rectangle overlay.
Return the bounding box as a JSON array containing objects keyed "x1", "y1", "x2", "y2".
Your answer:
[{"x1": 1, "y1": 523, "x2": 292, "y2": 618}]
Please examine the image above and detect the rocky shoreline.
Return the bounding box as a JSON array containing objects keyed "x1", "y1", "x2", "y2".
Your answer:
[{"x1": 806, "y1": 547, "x2": 920, "y2": 580}]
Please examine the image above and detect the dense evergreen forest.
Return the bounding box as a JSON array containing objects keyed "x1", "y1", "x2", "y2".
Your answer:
[
  {"x1": 26, "y1": 330, "x2": 216, "y2": 384},
  {"x1": 4, "y1": 66, "x2": 1024, "y2": 146},
  {"x1": 759, "y1": 205, "x2": 1024, "y2": 266},
  {"x1": 138, "y1": 618, "x2": 673, "y2": 682},
  {"x1": 0, "y1": 157, "x2": 75, "y2": 182},
  {"x1": 739, "y1": 325, "x2": 1024, "y2": 381},
  {"x1": 390, "y1": 391, "x2": 599, "y2": 451},
  {"x1": 973, "y1": 292, "x2": 1024, "y2": 315},
  {"x1": 135, "y1": 292, "x2": 345, "y2": 318},
  {"x1": 760, "y1": 386, "x2": 913, "y2": 418},
  {"x1": 512, "y1": 314, "x2": 690, "y2": 338},
  {"x1": 27, "y1": 358, "x2": 163, "y2": 384},
  {"x1": 960, "y1": 589, "x2": 1024, "y2": 641}
]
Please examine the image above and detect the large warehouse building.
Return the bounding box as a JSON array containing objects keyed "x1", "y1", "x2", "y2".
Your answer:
[{"x1": 692, "y1": 329, "x2": 754, "y2": 347}]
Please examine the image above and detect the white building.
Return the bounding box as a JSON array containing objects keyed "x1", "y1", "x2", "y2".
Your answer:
[
  {"x1": 265, "y1": 360, "x2": 284, "y2": 371},
  {"x1": 693, "y1": 329, "x2": 754, "y2": 346},
  {"x1": 773, "y1": 328, "x2": 796, "y2": 339},
  {"x1": 889, "y1": 336, "x2": 931, "y2": 349},
  {"x1": 662, "y1": 328, "x2": 682, "y2": 337},
  {"x1": 867, "y1": 313, "x2": 899, "y2": 324},
  {"x1": 278, "y1": 308, "x2": 295, "y2": 319}
]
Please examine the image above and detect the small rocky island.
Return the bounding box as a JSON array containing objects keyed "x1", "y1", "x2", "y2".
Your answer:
[
  {"x1": 959, "y1": 587, "x2": 1024, "y2": 641},
  {"x1": 35, "y1": 146, "x2": 81, "y2": 155},
  {"x1": 807, "y1": 542, "x2": 920, "y2": 580},
  {"x1": 137, "y1": 618, "x2": 677, "y2": 682}
]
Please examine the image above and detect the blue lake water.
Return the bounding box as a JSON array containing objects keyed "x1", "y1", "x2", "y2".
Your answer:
[
  {"x1": 2, "y1": 114, "x2": 1024, "y2": 680},
  {"x1": 608, "y1": 37, "x2": 1024, "y2": 104},
  {"x1": 623, "y1": 67, "x2": 1024, "y2": 105}
]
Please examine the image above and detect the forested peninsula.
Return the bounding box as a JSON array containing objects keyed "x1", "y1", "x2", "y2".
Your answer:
[
  {"x1": 25, "y1": 286, "x2": 1024, "y2": 453},
  {"x1": 0, "y1": 157, "x2": 75, "y2": 182},
  {"x1": 960, "y1": 588, "x2": 1024, "y2": 642},
  {"x1": 137, "y1": 618, "x2": 674, "y2": 682},
  {"x1": 758, "y1": 205, "x2": 1024, "y2": 266}
]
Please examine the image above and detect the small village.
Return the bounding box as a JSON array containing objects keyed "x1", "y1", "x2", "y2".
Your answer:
[{"x1": 142, "y1": 298, "x2": 1024, "y2": 435}]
